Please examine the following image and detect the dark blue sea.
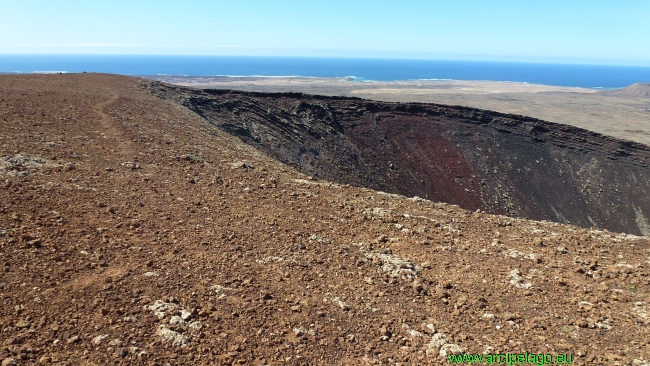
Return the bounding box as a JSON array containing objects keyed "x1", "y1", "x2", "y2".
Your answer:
[{"x1": 2, "y1": 55, "x2": 650, "y2": 89}]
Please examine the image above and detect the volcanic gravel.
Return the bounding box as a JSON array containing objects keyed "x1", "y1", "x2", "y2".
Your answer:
[{"x1": 1, "y1": 74, "x2": 649, "y2": 365}]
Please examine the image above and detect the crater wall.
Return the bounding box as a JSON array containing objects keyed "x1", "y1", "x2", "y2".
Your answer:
[{"x1": 150, "y1": 84, "x2": 650, "y2": 235}]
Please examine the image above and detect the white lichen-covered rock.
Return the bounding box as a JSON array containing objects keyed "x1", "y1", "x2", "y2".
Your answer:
[
  {"x1": 401, "y1": 323, "x2": 424, "y2": 338},
  {"x1": 504, "y1": 249, "x2": 540, "y2": 261},
  {"x1": 508, "y1": 269, "x2": 532, "y2": 289},
  {"x1": 595, "y1": 322, "x2": 612, "y2": 330},
  {"x1": 293, "y1": 327, "x2": 307, "y2": 337},
  {"x1": 144, "y1": 300, "x2": 178, "y2": 319},
  {"x1": 422, "y1": 323, "x2": 436, "y2": 335},
  {"x1": 255, "y1": 256, "x2": 285, "y2": 264},
  {"x1": 130, "y1": 347, "x2": 147, "y2": 358},
  {"x1": 363, "y1": 207, "x2": 393, "y2": 218},
  {"x1": 367, "y1": 253, "x2": 419, "y2": 279},
  {"x1": 633, "y1": 302, "x2": 649, "y2": 321},
  {"x1": 180, "y1": 309, "x2": 193, "y2": 321},
  {"x1": 91, "y1": 334, "x2": 109, "y2": 345},
  {"x1": 0, "y1": 153, "x2": 61, "y2": 177},
  {"x1": 209, "y1": 284, "x2": 230, "y2": 299},
  {"x1": 410, "y1": 196, "x2": 428, "y2": 202},
  {"x1": 333, "y1": 297, "x2": 350, "y2": 311},
  {"x1": 428, "y1": 333, "x2": 448, "y2": 350},
  {"x1": 228, "y1": 161, "x2": 254, "y2": 170},
  {"x1": 308, "y1": 233, "x2": 331, "y2": 244},
  {"x1": 156, "y1": 325, "x2": 188, "y2": 346},
  {"x1": 188, "y1": 321, "x2": 204, "y2": 331},
  {"x1": 439, "y1": 343, "x2": 464, "y2": 357},
  {"x1": 107, "y1": 339, "x2": 123, "y2": 346},
  {"x1": 169, "y1": 315, "x2": 187, "y2": 326},
  {"x1": 425, "y1": 331, "x2": 464, "y2": 358}
]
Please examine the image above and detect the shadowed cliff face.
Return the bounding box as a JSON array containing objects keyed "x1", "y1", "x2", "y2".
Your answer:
[{"x1": 150, "y1": 84, "x2": 650, "y2": 236}]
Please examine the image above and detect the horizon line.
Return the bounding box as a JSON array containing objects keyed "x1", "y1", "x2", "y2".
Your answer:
[{"x1": 1, "y1": 53, "x2": 650, "y2": 68}]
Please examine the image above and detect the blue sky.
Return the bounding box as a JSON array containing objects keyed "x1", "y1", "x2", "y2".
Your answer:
[{"x1": 2, "y1": 0, "x2": 650, "y2": 65}]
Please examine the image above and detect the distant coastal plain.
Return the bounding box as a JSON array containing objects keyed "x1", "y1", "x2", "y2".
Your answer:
[{"x1": 151, "y1": 76, "x2": 650, "y2": 146}]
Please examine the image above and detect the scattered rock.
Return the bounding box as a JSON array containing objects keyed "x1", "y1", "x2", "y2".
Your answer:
[
  {"x1": 333, "y1": 297, "x2": 350, "y2": 311},
  {"x1": 145, "y1": 300, "x2": 179, "y2": 319},
  {"x1": 170, "y1": 315, "x2": 187, "y2": 327},
  {"x1": 428, "y1": 333, "x2": 447, "y2": 349},
  {"x1": 508, "y1": 269, "x2": 532, "y2": 289},
  {"x1": 188, "y1": 321, "x2": 204, "y2": 331},
  {"x1": 156, "y1": 325, "x2": 188, "y2": 346},
  {"x1": 366, "y1": 252, "x2": 419, "y2": 279},
  {"x1": 228, "y1": 161, "x2": 254, "y2": 170},
  {"x1": 180, "y1": 309, "x2": 193, "y2": 321},
  {"x1": 15, "y1": 320, "x2": 31, "y2": 328},
  {"x1": 91, "y1": 334, "x2": 109, "y2": 345},
  {"x1": 421, "y1": 323, "x2": 436, "y2": 335},
  {"x1": 107, "y1": 339, "x2": 122, "y2": 347},
  {"x1": 439, "y1": 343, "x2": 464, "y2": 357},
  {"x1": 120, "y1": 161, "x2": 141, "y2": 170},
  {"x1": 363, "y1": 208, "x2": 393, "y2": 218},
  {"x1": 1, "y1": 358, "x2": 17, "y2": 366}
]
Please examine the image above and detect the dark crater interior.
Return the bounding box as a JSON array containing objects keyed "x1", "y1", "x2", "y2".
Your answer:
[{"x1": 149, "y1": 83, "x2": 650, "y2": 236}]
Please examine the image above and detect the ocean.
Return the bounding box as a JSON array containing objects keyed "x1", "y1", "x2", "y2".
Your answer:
[{"x1": 1, "y1": 54, "x2": 650, "y2": 89}]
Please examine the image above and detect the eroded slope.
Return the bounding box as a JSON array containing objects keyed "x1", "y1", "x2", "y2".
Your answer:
[{"x1": 150, "y1": 86, "x2": 650, "y2": 236}]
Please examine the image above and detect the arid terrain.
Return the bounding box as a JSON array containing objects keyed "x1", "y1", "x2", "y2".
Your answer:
[
  {"x1": 152, "y1": 76, "x2": 650, "y2": 147},
  {"x1": 1, "y1": 74, "x2": 650, "y2": 365},
  {"x1": 153, "y1": 85, "x2": 650, "y2": 236}
]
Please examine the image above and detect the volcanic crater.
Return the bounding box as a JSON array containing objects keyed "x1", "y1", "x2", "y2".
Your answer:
[{"x1": 151, "y1": 84, "x2": 650, "y2": 236}]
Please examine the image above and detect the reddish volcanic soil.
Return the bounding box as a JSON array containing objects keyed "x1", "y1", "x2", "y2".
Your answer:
[
  {"x1": 1, "y1": 74, "x2": 650, "y2": 365},
  {"x1": 153, "y1": 86, "x2": 650, "y2": 236}
]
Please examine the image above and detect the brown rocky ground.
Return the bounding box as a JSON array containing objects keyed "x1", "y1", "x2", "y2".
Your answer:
[{"x1": 1, "y1": 73, "x2": 650, "y2": 365}]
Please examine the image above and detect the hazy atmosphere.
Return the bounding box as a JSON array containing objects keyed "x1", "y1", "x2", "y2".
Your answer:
[{"x1": 2, "y1": 0, "x2": 650, "y2": 65}]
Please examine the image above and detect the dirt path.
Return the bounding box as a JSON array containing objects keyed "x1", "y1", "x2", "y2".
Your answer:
[{"x1": 92, "y1": 94, "x2": 135, "y2": 155}]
